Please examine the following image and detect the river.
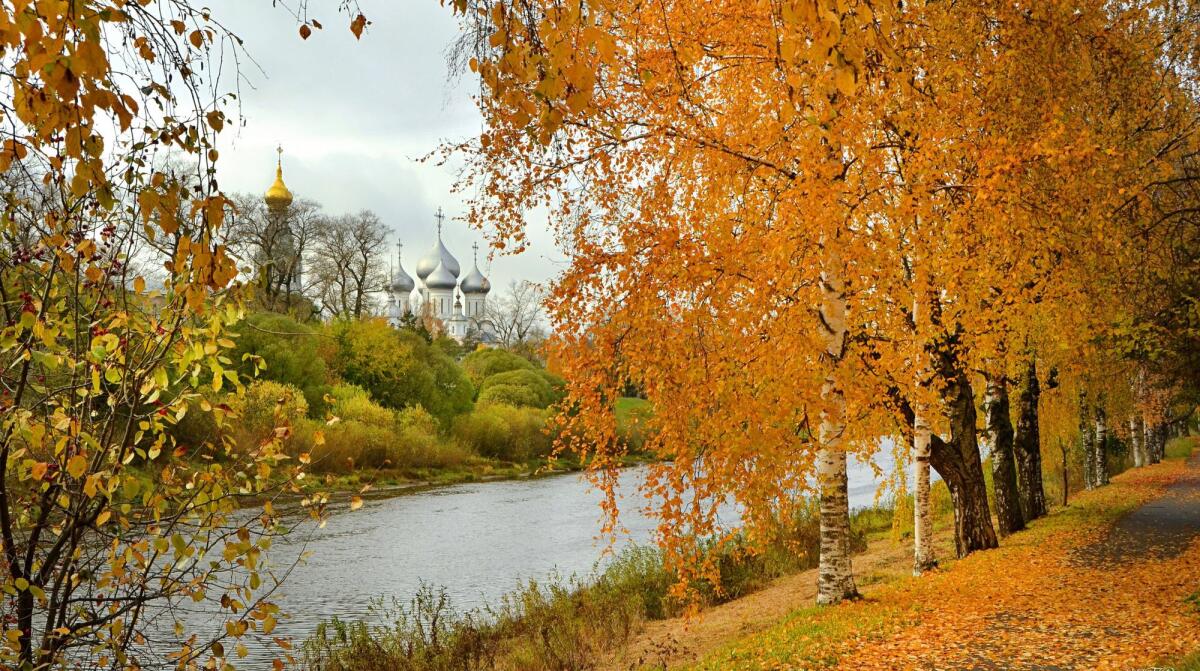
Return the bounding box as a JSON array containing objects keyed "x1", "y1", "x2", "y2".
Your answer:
[{"x1": 171, "y1": 453, "x2": 901, "y2": 669}]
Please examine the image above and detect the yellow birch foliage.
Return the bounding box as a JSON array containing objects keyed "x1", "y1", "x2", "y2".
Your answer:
[{"x1": 445, "y1": 0, "x2": 1200, "y2": 588}]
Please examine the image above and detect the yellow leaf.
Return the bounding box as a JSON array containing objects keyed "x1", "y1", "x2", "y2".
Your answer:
[
  {"x1": 349, "y1": 496, "x2": 364, "y2": 511},
  {"x1": 66, "y1": 454, "x2": 87, "y2": 479}
]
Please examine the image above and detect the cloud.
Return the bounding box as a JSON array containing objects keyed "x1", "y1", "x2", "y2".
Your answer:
[{"x1": 209, "y1": 0, "x2": 559, "y2": 292}]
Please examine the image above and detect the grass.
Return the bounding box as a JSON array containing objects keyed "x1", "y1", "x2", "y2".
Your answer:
[{"x1": 1167, "y1": 435, "x2": 1197, "y2": 460}]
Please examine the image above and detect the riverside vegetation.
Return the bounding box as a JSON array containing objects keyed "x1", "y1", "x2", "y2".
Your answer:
[
  {"x1": 171, "y1": 312, "x2": 653, "y2": 490},
  {"x1": 301, "y1": 436, "x2": 1199, "y2": 671}
]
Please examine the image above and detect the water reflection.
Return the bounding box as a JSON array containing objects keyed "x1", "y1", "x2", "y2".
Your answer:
[{"x1": 183, "y1": 453, "x2": 901, "y2": 669}]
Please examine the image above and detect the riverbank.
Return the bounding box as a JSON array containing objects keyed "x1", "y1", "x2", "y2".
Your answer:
[
  {"x1": 678, "y1": 440, "x2": 1200, "y2": 670},
  {"x1": 296, "y1": 439, "x2": 1199, "y2": 671},
  {"x1": 287, "y1": 450, "x2": 656, "y2": 498}
]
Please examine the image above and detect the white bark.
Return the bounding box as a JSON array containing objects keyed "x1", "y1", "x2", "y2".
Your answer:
[
  {"x1": 816, "y1": 245, "x2": 857, "y2": 605},
  {"x1": 1130, "y1": 417, "x2": 1145, "y2": 468},
  {"x1": 911, "y1": 290, "x2": 936, "y2": 575},
  {"x1": 1093, "y1": 408, "x2": 1109, "y2": 487}
]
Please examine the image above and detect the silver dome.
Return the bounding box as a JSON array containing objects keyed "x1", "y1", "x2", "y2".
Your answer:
[
  {"x1": 460, "y1": 263, "x2": 490, "y2": 295},
  {"x1": 425, "y1": 260, "x2": 458, "y2": 290},
  {"x1": 416, "y1": 238, "x2": 460, "y2": 281},
  {"x1": 390, "y1": 264, "x2": 415, "y2": 294}
]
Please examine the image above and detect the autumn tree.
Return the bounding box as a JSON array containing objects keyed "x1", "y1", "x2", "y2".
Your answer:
[
  {"x1": 443, "y1": 0, "x2": 1200, "y2": 595},
  {"x1": 0, "y1": 2, "x2": 369, "y2": 668},
  {"x1": 484, "y1": 280, "x2": 546, "y2": 351}
]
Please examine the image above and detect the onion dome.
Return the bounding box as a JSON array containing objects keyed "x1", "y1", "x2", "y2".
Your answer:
[
  {"x1": 391, "y1": 244, "x2": 416, "y2": 294},
  {"x1": 264, "y1": 147, "x2": 293, "y2": 210},
  {"x1": 415, "y1": 207, "x2": 460, "y2": 280},
  {"x1": 460, "y1": 243, "x2": 491, "y2": 295},
  {"x1": 425, "y1": 260, "x2": 457, "y2": 290}
]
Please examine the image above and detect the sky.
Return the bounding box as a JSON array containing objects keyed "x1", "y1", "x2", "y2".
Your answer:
[{"x1": 207, "y1": 1, "x2": 560, "y2": 293}]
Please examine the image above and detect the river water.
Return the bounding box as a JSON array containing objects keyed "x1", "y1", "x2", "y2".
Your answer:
[{"x1": 176, "y1": 455, "x2": 899, "y2": 669}]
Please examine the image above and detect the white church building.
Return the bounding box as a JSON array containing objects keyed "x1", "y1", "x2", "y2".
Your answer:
[{"x1": 386, "y1": 208, "x2": 492, "y2": 343}]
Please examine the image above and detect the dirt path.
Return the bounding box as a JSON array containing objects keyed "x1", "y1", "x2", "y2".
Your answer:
[{"x1": 603, "y1": 452, "x2": 1200, "y2": 671}]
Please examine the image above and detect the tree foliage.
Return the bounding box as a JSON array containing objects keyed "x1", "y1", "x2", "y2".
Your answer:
[
  {"x1": 330, "y1": 319, "x2": 474, "y2": 426},
  {"x1": 444, "y1": 0, "x2": 1200, "y2": 593},
  {"x1": 0, "y1": 2, "x2": 370, "y2": 667}
]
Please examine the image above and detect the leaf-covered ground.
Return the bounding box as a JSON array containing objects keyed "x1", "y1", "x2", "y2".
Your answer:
[{"x1": 687, "y1": 453, "x2": 1200, "y2": 670}]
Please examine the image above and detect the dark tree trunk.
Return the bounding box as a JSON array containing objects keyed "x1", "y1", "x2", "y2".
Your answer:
[
  {"x1": 985, "y1": 374, "x2": 1024, "y2": 537},
  {"x1": 1013, "y1": 360, "x2": 1047, "y2": 520},
  {"x1": 929, "y1": 351, "x2": 998, "y2": 557}
]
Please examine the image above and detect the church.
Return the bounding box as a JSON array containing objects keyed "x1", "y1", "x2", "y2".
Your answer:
[
  {"x1": 264, "y1": 151, "x2": 492, "y2": 343},
  {"x1": 388, "y1": 208, "x2": 492, "y2": 340},
  {"x1": 385, "y1": 208, "x2": 494, "y2": 344}
]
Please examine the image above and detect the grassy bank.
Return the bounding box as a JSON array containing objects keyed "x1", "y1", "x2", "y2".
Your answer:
[
  {"x1": 300, "y1": 502, "x2": 896, "y2": 671},
  {"x1": 688, "y1": 438, "x2": 1199, "y2": 670}
]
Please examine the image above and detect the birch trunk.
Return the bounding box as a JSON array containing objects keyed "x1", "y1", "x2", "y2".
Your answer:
[
  {"x1": 911, "y1": 287, "x2": 937, "y2": 575},
  {"x1": 985, "y1": 374, "x2": 1024, "y2": 537},
  {"x1": 912, "y1": 410, "x2": 937, "y2": 574},
  {"x1": 1013, "y1": 360, "x2": 1047, "y2": 520},
  {"x1": 1148, "y1": 423, "x2": 1164, "y2": 464},
  {"x1": 1093, "y1": 404, "x2": 1109, "y2": 487},
  {"x1": 1130, "y1": 416, "x2": 1145, "y2": 468},
  {"x1": 1081, "y1": 392, "x2": 1096, "y2": 490},
  {"x1": 816, "y1": 247, "x2": 858, "y2": 605}
]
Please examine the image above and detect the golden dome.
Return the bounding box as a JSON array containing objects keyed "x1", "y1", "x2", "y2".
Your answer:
[{"x1": 264, "y1": 148, "x2": 293, "y2": 209}]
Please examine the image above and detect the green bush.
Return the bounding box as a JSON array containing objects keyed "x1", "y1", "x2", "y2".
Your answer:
[
  {"x1": 477, "y1": 383, "x2": 544, "y2": 409},
  {"x1": 535, "y1": 369, "x2": 567, "y2": 405},
  {"x1": 453, "y1": 404, "x2": 551, "y2": 462},
  {"x1": 227, "y1": 380, "x2": 309, "y2": 446},
  {"x1": 233, "y1": 312, "x2": 331, "y2": 414},
  {"x1": 478, "y1": 369, "x2": 556, "y2": 408},
  {"x1": 396, "y1": 405, "x2": 439, "y2": 435},
  {"x1": 330, "y1": 320, "x2": 474, "y2": 427},
  {"x1": 460, "y1": 348, "x2": 534, "y2": 387},
  {"x1": 615, "y1": 396, "x2": 654, "y2": 452},
  {"x1": 332, "y1": 393, "x2": 393, "y2": 428},
  {"x1": 394, "y1": 405, "x2": 474, "y2": 470}
]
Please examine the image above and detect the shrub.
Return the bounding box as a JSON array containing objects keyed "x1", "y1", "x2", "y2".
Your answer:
[
  {"x1": 313, "y1": 420, "x2": 396, "y2": 473},
  {"x1": 332, "y1": 393, "x2": 393, "y2": 428},
  {"x1": 394, "y1": 406, "x2": 474, "y2": 470},
  {"x1": 226, "y1": 380, "x2": 309, "y2": 446},
  {"x1": 477, "y1": 383, "x2": 544, "y2": 409},
  {"x1": 615, "y1": 396, "x2": 654, "y2": 452},
  {"x1": 460, "y1": 348, "x2": 534, "y2": 387},
  {"x1": 453, "y1": 405, "x2": 551, "y2": 462},
  {"x1": 330, "y1": 320, "x2": 474, "y2": 427},
  {"x1": 328, "y1": 383, "x2": 370, "y2": 405},
  {"x1": 233, "y1": 312, "x2": 331, "y2": 414},
  {"x1": 396, "y1": 405, "x2": 439, "y2": 435},
  {"x1": 535, "y1": 369, "x2": 567, "y2": 405},
  {"x1": 478, "y1": 369, "x2": 555, "y2": 408}
]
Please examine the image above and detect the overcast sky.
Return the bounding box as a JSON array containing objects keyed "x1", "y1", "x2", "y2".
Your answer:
[{"x1": 208, "y1": 1, "x2": 559, "y2": 292}]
